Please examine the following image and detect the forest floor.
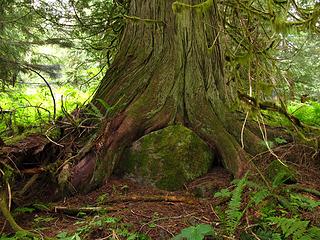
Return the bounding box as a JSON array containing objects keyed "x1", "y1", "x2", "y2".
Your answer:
[
  {"x1": 1, "y1": 135, "x2": 320, "y2": 239},
  {"x1": 0, "y1": 168, "x2": 234, "y2": 239}
]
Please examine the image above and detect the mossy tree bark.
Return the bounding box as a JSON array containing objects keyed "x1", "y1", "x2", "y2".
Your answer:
[{"x1": 69, "y1": 0, "x2": 261, "y2": 193}]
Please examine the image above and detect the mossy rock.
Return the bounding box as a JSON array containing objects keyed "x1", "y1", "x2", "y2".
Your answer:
[
  {"x1": 266, "y1": 160, "x2": 296, "y2": 187},
  {"x1": 120, "y1": 125, "x2": 214, "y2": 190}
]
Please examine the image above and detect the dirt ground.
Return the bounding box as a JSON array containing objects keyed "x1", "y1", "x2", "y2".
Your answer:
[
  {"x1": 0, "y1": 168, "x2": 233, "y2": 239},
  {"x1": 1, "y1": 135, "x2": 320, "y2": 239}
]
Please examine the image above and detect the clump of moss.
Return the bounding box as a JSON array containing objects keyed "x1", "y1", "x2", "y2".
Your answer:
[
  {"x1": 120, "y1": 125, "x2": 214, "y2": 190},
  {"x1": 266, "y1": 160, "x2": 296, "y2": 187},
  {"x1": 172, "y1": 0, "x2": 213, "y2": 14}
]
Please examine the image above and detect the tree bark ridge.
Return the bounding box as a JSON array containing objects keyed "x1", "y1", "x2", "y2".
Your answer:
[{"x1": 68, "y1": 0, "x2": 255, "y2": 193}]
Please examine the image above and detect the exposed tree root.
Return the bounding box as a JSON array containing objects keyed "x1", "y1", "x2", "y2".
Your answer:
[
  {"x1": 0, "y1": 190, "x2": 35, "y2": 237},
  {"x1": 0, "y1": 190, "x2": 23, "y2": 232}
]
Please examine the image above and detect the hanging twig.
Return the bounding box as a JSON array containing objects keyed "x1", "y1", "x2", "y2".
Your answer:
[
  {"x1": 24, "y1": 67, "x2": 57, "y2": 121},
  {"x1": 237, "y1": 91, "x2": 303, "y2": 128}
]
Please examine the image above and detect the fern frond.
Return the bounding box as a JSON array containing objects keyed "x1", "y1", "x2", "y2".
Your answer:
[
  {"x1": 268, "y1": 217, "x2": 310, "y2": 240},
  {"x1": 290, "y1": 193, "x2": 320, "y2": 210},
  {"x1": 256, "y1": 228, "x2": 282, "y2": 240},
  {"x1": 251, "y1": 189, "x2": 271, "y2": 205},
  {"x1": 225, "y1": 174, "x2": 248, "y2": 235},
  {"x1": 304, "y1": 227, "x2": 320, "y2": 239}
]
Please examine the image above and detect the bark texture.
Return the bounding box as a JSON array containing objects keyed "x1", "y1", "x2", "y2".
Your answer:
[{"x1": 69, "y1": 0, "x2": 260, "y2": 193}]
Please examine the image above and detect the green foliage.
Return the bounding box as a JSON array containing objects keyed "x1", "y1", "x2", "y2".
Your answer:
[
  {"x1": 0, "y1": 231, "x2": 39, "y2": 240},
  {"x1": 211, "y1": 172, "x2": 320, "y2": 239},
  {"x1": 278, "y1": 32, "x2": 320, "y2": 99},
  {"x1": 250, "y1": 189, "x2": 271, "y2": 205},
  {"x1": 0, "y1": 0, "x2": 125, "y2": 140},
  {"x1": 13, "y1": 207, "x2": 35, "y2": 214},
  {"x1": 213, "y1": 188, "x2": 232, "y2": 198},
  {"x1": 225, "y1": 177, "x2": 247, "y2": 235},
  {"x1": 172, "y1": 224, "x2": 215, "y2": 240},
  {"x1": 254, "y1": 229, "x2": 282, "y2": 240},
  {"x1": 268, "y1": 217, "x2": 320, "y2": 240},
  {"x1": 56, "y1": 232, "x2": 81, "y2": 240},
  {"x1": 261, "y1": 101, "x2": 320, "y2": 131},
  {"x1": 289, "y1": 102, "x2": 320, "y2": 126},
  {"x1": 290, "y1": 193, "x2": 320, "y2": 210},
  {"x1": 33, "y1": 216, "x2": 56, "y2": 224},
  {"x1": 274, "y1": 137, "x2": 288, "y2": 145},
  {"x1": 0, "y1": 84, "x2": 91, "y2": 139},
  {"x1": 267, "y1": 160, "x2": 296, "y2": 187},
  {"x1": 96, "y1": 193, "x2": 109, "y2": 205},
  {"x1": 56, "y1": 215, "x2": 150, "y2": 240},
  {"x1": 0, "y1": 0, "x2": 124, "y2": 88}
]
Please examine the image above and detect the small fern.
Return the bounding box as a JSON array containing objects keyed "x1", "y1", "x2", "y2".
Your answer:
[
  {"x1": 213, "y1": 188, "x2": 231, "y2": 198},
  {"x1": 225, "y1": 174, "x2": 248, "y2": 235},
  {"x1": 213, "y1": 174, "x2": 320, "y2": 239},
  {"x1": 255, "y1": 228, "x2": 282, "y2": 240},
  {"x1": 172, "y1": 224, "x2": 215, "y2": 240},
  {"x1": 290, "y1": 193, "x2": 320, "y2": 210},
  {"x1": 305, "y1": 227, "x2": 320, "y2": 239},
  {"x1": 251, "y1": 189, "x2": 271, "y2": 205},
  {"x1": 268, "y1": 217, "x2": 316, "y2": 240}
]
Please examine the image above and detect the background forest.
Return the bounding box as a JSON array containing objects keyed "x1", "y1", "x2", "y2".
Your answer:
[
  {"x1": 0, "y1": 0, "x2": 320, "y2": 239},
  {"x1": 1, "y1": 0, "x2": 320, "y2": 137}
]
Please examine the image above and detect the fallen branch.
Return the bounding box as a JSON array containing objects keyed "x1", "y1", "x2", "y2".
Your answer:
[
  {"x1": 104, "y1": 194, "x2": 197, "y2": 204},
  {"x1": 49, "y1": 195, "x2": 225, "y2": 217},
  {"x1": 43, "y1": 195, "x2": 198, "y2": 216},
  {"x1": 53, "y1": 206, "x2": 119, "y2": 215}
]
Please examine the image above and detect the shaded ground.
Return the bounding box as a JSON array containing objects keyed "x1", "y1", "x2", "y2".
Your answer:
[
  {"x1": 0, "y1": 168, "x2": 232, "y2": 239},
  {"x1": 1, "y1": 135, "x2": 320, "y2": 239}
]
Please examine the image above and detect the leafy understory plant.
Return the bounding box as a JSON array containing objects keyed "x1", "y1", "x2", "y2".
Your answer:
[
  {"x1": 0, "y1": 231, "x2": 40, "y2": 240},
  {"x1": 268, "y1": 217, "x2": 320, "y2": 240},
  {"x1": 172, "y1": 224, "x2": 215, "y2": 240},
  {"x1": 211, "y1": 169, "x2": 320, "y2": 239},
  {"x1": 56, "y1": 215, "x2": 149, "y2": 240},
  {"x1": 174, "y1": 175, "x2": 249, "y2": 239},
  {"x1": 224, "y1": 176, "x2": 248, "y2": 235},
  {"x1": 211, "y1": 174, "x2": 248, "y2": 237}
]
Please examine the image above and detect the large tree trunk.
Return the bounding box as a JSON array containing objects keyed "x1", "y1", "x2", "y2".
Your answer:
[{"x1": 69, "y1": 0, "x2": 261, "y2": 193}]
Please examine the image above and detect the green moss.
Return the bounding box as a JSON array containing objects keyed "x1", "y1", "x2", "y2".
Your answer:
[
  {"x1": 3, "y1": 127, "x2": 42, "y2": 145},
  {"x1": 120, "y1": 125, "x2": 214, "y2": 190},
  {"x1": 172, "y1": 0, "x2": 213, "y2": 14}
]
